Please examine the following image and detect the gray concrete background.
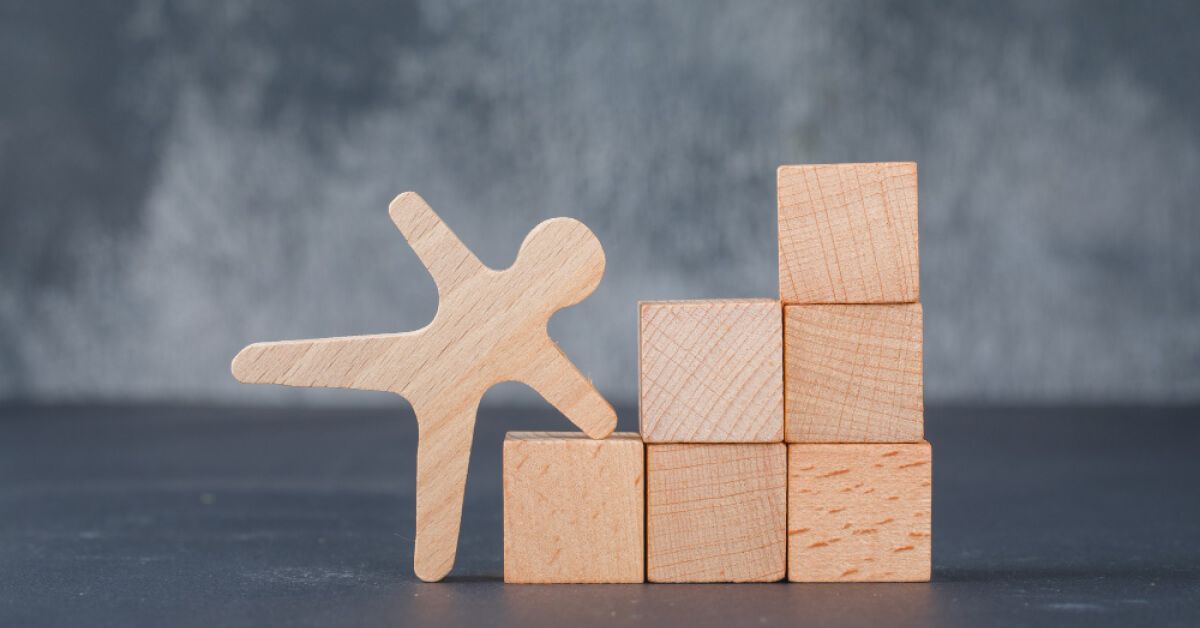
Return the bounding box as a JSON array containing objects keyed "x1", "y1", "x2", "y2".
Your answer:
[{"x1": 1, "y1": 0, "x2": 1197, "y2": 406}]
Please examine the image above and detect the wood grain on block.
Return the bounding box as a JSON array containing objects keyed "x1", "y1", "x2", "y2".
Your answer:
[
  {"x1": 503, "y1": 432, "x2": 644, "y2": 584},
  {"x1": 646, "y1": 444, "x2": 786, "y2": 582},
  {"x1": 777, "y1": 162, "x2": 919, "y2": 304},
  {"x1": 230, "y1": 192, "x2": 618, "y2": 582},
  {"x1": 639, "y1": 299, "x2": 783, "y2": 443},
  {"x1": 785, "y1": 303, "x2": 923, "y2": 443},
  {"x1": 787, "y1": 442, "x2": 932, "y2": 582}
]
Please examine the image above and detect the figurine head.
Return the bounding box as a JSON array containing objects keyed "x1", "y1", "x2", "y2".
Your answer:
[{"x1": 511, "y1": 217, "x2": 606, "y2": 311}]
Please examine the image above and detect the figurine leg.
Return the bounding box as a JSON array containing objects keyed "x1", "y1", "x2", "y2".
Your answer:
[{"x1": 412, "y1": 397, "x2": 479, "y2": 582}]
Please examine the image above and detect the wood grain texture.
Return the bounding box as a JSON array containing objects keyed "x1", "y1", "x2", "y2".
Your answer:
[
  {"x1": 230, "y1": 192, "x2": 617, "y2": 582},
  {"x1": 639, "y1": 300, "x2": 783, "y2": 443},
  {"x1": 785, "y1": 303, "x2": 923, "y2": 443},
  {"x1": 503, "y1": 432, "x2": 644, "y2": 583},
  {"x1": 787, "y1": 442, "x2": 931, "y2": 582},
  {"x1": 777, "y1": 162, "x2": 919, "y2": 304},
  {"x1": 646, "y1": 444, "x2": 786, "y2": 582}
]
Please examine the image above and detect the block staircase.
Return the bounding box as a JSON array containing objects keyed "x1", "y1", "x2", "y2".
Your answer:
[{"x1": 502, "y1": 162, "x2": 930, "y2": 583}]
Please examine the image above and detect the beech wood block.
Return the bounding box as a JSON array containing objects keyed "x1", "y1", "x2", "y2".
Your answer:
[
  {"x1": 639, "y1": 299, "x2": 783, "y2": 443},
  {"x1": 785, "y1": 303, "x2": 923, "y2": 443},
  {"x1": 777, "y1": 162, "x2": 919, "y2": 304},
  {"x1": 787, "y1": 442, "x2": 932, "y2": 582},
  {"x1": 646, "y1": 444, "x2": 786, "y2": 582},
  {"x1": 503, "y1": 432, "x2": 644, "y2": 584}
]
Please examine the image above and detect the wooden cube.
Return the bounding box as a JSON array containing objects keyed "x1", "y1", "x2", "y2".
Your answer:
[
  {"x1": 503, "y1": 432, "x2": 644, "y2": 583},
  {"x1": 785, "y1": 303, "x2": 923, "y2": 443},
  {"x1": 639, "y1": 299, "x2": 783, "y2": 443},
  {"x1": 787, "y1": 442, "x2": 931, "y2": 582},
  {"x1": 777, "y1": 162, "x2": 919, "y2": 304},
  {"x1": 646, "y1": 443, "x2": 786, "y2": 582}
]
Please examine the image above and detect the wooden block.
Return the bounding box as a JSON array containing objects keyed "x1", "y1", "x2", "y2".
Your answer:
[
  {"x1": 785, "y1": 303, "x2": 923, "y2": 443},
  {"x1": 646, "y1": 444, "x2": 786, "y2": 582},
  {"x1": 503, "y1": 432, "x2": 644, "y2": 583},
  {"x1": 787, "y1": 442, "x2": 931, "y2": 582},
  {"x1": 777, "y1": 162, "x2": 919, "y2": 304},
  {"x1": 639, "y1": 299, "x2": 783, "y2": 443},
  {"x1": 231, "y1": 192, "x2": 618, "y2": 581}
]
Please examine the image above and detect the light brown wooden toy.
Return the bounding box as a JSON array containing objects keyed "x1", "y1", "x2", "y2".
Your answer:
[
  {"x1": 231, "y1": 192, "x2": 617, "y2": 582},
  {"x1": 639, "y1": 299, "x2": 783, "y2": 443},
  {"x1": 503, "y1": 432, "x2": 644, "y2": 583},
  {"x1": 777, "y1": 162, "x2": 919, "y2": 304},
  {"x1": 787, "y1": 442, "x2": 931, "y2": 582},
  {"x1": 785, "y1": 303, "x2": 923, "y2": 443},
  {"x1": 646, "y1": 443, "x2": 786, "y2": 582}
]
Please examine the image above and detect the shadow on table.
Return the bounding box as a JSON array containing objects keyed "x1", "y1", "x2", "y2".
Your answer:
[
  {"x1": 937, "y1": 563, "x2": 1200, "y2": 583},
  {"x1": 388, "y1": 576, "x2": 937, "y2": 627}
]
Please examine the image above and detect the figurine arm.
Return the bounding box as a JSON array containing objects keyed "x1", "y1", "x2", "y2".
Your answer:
[
  {"x1": 389, "y1": 192, "x2": 487, "y2": 296},
  {"x1": 520, "y1": 337, "x2": 617, "y2": 439},
  {"x1": 231, "y1": 333, "x2": 416, "y2": 392}
]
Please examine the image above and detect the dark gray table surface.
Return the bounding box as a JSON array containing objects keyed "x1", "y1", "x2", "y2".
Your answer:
[{"x1": 2, "y1": 404, "x2": 1198, "y2": 627}]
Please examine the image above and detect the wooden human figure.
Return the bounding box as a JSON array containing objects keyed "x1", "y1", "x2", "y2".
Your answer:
[{"x1": 231, "y1": 192, "x2": 617, "y2": 582}]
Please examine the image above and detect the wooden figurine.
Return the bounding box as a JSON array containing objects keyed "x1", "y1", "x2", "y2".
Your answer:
[
  {"x1": 787, "y1": 442, "x2": 932, "y2": 582},
  {"x1": 777, "y1": 162, "x2": 919, "y2": 304},
  {"x1": 784, "y1": 303, "x2": 924, "y2": 443},
  {"x1": 230, "y1": 192, "x2": 617, "y2": 582},
  {"x1": 639, "y1": 299, "x2": 784, "y2": 443},
  {"x1": 646, "y1": 443, "x2": 787, "y2": 582},
  {"x1": 503, "y1": 432, "x2": 644, "y2": 583}
]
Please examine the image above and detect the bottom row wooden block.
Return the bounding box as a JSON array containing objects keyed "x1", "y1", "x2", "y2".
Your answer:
[
  {"x1": 788, "y1": 442, "x2": 931, "y2": 582},
  {"x1": 503, "y1": 432, "x2": 645, "y2": 583},
  {"x1": 648, "y1": 444, "x2": 787, "y2": 582},
  {"x1": 503, "y1": 433, "x2": 930, "y2": 583}
]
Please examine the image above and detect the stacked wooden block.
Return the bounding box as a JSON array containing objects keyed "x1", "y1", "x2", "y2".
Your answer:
[
  {"x1": 779, "y1": 163, "x2": 930, "y2": 582},
  {"x1": 639, "y1": 298, "x2": 787, "y2": 582},
  {"x1": 502, "y1": 162, "x2": 929, "y2": 583}
]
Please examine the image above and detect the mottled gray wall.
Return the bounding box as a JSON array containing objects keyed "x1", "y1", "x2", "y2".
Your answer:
[{"x1": 2, "y1": 0, "x2": 1198, "y2": 405}]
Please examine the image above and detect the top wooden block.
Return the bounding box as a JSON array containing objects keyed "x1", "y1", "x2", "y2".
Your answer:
[{"x1": 777, "y1": 162, "x2": 919, "y2": 304}]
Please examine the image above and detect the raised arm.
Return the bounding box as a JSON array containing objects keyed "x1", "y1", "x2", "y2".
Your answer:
[
  {"x1": 389, "y1": 192, "x2": 487, "y2": 297},
  {"x1": 231, "y1": 333, "x2": 418, "y2": 393},
  {"x1": 518, "y1": 336, "x2": 617, "y2": 439}
]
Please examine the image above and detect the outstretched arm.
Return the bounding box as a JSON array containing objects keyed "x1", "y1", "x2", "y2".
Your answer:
[
  {"x1": 389, "y1": 192, "x2": 487, "y2": 296},
  {"x1": 519, "y1": 336, "x2": 617, "y2": 439},
  {"x1": 231, "y1": 333, "x2": 417, "y2": 393}
]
